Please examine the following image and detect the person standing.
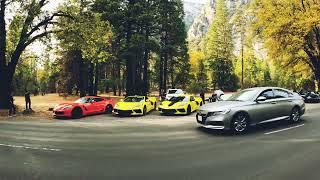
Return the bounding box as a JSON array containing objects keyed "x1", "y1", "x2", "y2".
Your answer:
[
  {"x1": 200, "y1": 91, "x2": 205, "y2": 105},
  {"x1": 9, "y1": 95, "x2": 16, "y2": 115},
  {"x1": 25, "y1": 90, "x2": 31, "y2": 110}
]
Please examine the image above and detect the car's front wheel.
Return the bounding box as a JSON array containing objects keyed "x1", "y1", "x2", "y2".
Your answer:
[
  {"x1": 231, "y1": 112, "x2": 250, "y2": 134},
  {"x1": 105, "y1": 104, "x2": 113, "y2": 114},
  {"x1": 290, "y1": 107, "x2": 301, "y2": 123},
  {"x1": 187, "y1": 105, "x2": 191, "y2": 115},
  {"x1": 143, "y1": 106, "x2": 147, "y2": 115},
  {"x1": 71, "y1": 107, "x2": 83, "y2": 119}
]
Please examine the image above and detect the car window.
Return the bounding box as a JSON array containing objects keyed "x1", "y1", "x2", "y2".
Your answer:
[
  {"x1": 259, "y1": 90, "x2": 274, "y2": 100},
  {"x1": 227, "y1": 89, "x2": 260, "y2": 101},
  {"x1": 124, "y1": 97, "x2": 144, "y2": 102},
  {"x1": 75, "y1": 97, "x2": 89, "y2": 103},
  {"x1": 274, "y1": 89, "x2": 289, "y2": 98},
  {"x1": 168, "y1": 90, "x2": 177, "y2": 94},
  {"x1": 169, "y1": 96, "x2": 188, "y2": 102},
  {"x1": 93, "y1": 98, "x2": 103, "y2": 102}
]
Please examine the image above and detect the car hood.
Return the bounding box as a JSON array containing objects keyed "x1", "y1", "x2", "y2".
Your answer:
[
  {"x1": 54, "y1": 103, "x2": 77, "y2": 111},
  {"x1": 199, "y1": 101, "x2": 252, "y2": 112},
  {"x1": 160, "y1": 101, "x2": 186, "y2": 108}
]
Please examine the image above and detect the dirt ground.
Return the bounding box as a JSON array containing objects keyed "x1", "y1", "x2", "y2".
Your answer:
[{"x1": 13, "y1": 93, "x2": 123, "y2": 118}]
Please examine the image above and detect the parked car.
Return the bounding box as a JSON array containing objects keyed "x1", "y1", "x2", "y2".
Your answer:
[
  {"x1": 302, "y1": 92, "x2": 320, "y2": 103},
  {"x1": 209, "y1": 89, "x2": 225, "y2": 102},
  {"x1": 196, "y1": 87, "x2": 305, "y2": 133},
  {"x1": 113, "y1": 96, "x2": 157, "y2": 116},
  {"x1": 165, "y1": 89, "x2": 185, "y2": 100},
  {"x1": 53, "y1": 96, "x2": 115, "y2": 119},
  {"x1": 158, "y1": 95, "x2": 203, "y2": 115}
]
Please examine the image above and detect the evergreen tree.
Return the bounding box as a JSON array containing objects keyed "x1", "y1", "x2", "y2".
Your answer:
[{"x1": 206, "y1": 0, "x2": 238, "y2": 90}]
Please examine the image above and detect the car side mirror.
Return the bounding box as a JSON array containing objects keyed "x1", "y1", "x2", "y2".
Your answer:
[{"x1": 256, "y1": 96, "x2": 267, "y2": 102}]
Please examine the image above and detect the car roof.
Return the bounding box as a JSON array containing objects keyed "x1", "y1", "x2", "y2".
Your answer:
[{"x1": 245, "y1": 87, "x2": 293, "y2": 93}]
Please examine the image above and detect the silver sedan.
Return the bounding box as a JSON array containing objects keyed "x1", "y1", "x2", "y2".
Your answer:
[{"x1": 196, "y1": 87, "x2": 306, "y2": 133}]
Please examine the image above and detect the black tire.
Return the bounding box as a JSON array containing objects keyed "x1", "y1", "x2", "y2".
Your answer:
[
  {"x1": 187, "y1": 105, "x2": 192, "y2": 115},
  {"x1": 154, "y1": 102, "x2": 157, "y2": 110},
  {"x1": 231, "y1": 112, "x2": 250, "y2": 134},
  {"x1": 200, "y1": 102, "x2": 203, "y2": 106},
  {"x1": 143, "y1": 106, "x2": 147, "y2": 115},
  {"x1": 290, "y1": 107, "x2": 301, "y2": 123},
  {"x1": 71, "y1": 107, "x2": 83, "y2": 119},
  {"x1": 105, "y1": 104, "x2": 113, "y2": 114}
]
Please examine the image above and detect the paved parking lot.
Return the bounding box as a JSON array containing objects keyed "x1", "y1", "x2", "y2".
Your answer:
[{"x1": 0, "y1": 104, "x2": 319, "y2": 180}]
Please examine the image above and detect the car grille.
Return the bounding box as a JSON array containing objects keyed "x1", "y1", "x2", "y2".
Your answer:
[
  {"x1": 197, "y1": 113, "x2": 207, "y2": 124},
  {"x1": 207, "y1": 121, "x2": 224, "y2": 126},
  {"x1": 134, "y1": 109, "x2": 142, "y2": 113},
  {"x1": 117, "y1": 110, "x2": 132, "y2": 116},
  {"x1": 54, "y1": 111, "x2": 64, "y2": 115},
  {"x1": 177, "y1": 109, "x2": 186, "y2": 113},
  {"x1": 162, "y1": 109, "x2": 177, "y2": 114}
]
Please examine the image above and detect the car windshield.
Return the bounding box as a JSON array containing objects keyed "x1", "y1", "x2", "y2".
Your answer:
[
  {"x1": 169, "y1": 96, "x2": 188, "y2": 102},
  {"x1": 124, "y1": 97, "x2": 144, "y2": 102},
  {"x1": 74, "y1": 97, "x2": 89, "y2": 103},
  {"x1": 227, "y1": 89, "x2": 260, "y2": 102},
  {"x1": 168, "y1": 90, "x2": 178, "y2": 94}
]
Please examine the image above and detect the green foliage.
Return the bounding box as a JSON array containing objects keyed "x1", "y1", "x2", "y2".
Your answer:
[
  {"x1": 251, "y1": 0, "x2": 320, "y2": 88},
  {"x1": 205, "y1": 0, "x2": 238, "y2": 91},
  {"x1": 206, "y1": 0, "x2": 233, "y2": 60}
]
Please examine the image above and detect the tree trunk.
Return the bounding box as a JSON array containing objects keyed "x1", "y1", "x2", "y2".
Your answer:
[
  {"x1": 0, "y1": 67, "x2": 10, "y2": 109},
  {"x1": 93, "y1": 62, "x2": 99, "y2": 96},
  {"x1": 88, "y1": 63, "x2": 94, "y2": 96},
  {"x1": 143, "y1": 29, "x2": 150, "y2": 96}
]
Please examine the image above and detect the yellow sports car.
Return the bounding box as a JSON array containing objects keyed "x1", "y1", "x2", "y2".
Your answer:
[
  {"x1": 158, "y1": 95, "x2": 203, "y2": 115},
  {"x1": 113, "y1": 96, "x2": 157, "y2": 116}
]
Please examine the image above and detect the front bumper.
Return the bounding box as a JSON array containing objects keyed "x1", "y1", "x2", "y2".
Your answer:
[
  {"x1": 196, "y1": 113, "x2": 231, "y2": 130},
  {"x1": 113, "y1": 109, "x2": 143, "y2": 116},
  {"x1": 158, "y1": 107, "x2": 186, "y2": 115},
  {"x1": 53, "y1": 110, "x2": 72, "y2": 118}
]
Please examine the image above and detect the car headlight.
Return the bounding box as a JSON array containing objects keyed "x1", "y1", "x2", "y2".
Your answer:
[
  {"x1": 62, "y1": 105, "x2": 72, "y2": 110},
  {"x1": 207, "y1": 109, "x2": 231, "y2": 116}
]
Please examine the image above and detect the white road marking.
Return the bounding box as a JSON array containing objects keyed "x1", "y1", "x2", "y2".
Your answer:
[
  {"x1": 0, "y1": 143, "x2": 61, "y2": 152},
  {"x1": 264, "y1": 124, "x2": 305, "y2": 135}
]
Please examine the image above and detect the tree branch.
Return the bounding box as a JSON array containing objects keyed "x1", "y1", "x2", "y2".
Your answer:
[{"x1": 26, "y1": 12, "x2": 73, "y2": 38}]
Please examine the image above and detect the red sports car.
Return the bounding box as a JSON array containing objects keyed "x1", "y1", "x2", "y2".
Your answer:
[{"x1": 53, "y1": 96, "x2": 115, "y2": 119}]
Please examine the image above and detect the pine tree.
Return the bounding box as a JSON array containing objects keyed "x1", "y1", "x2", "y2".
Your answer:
[{"x1": 206, "y1": 0, "x2": 238, "y2": 91}]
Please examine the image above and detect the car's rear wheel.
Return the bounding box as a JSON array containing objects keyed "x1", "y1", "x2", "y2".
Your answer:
[
  {"x1": 290, "y1": 107, "x2": 301, "y2": 123},
  {"x1": 71, "y1": 107, "x2": 83, "y2": 119},
  {"x1": 187, "y1": 105, "x2": 191, "y2": 115},
  {"x1": 143, "y1": 106, "x2": 147, "y2": 115},
  {"x1": 231, "y1": 112, "x2": 250, "y2": 134},
  {"x1": 105, "y1": 104, "x2": 113, "y2": 114},
  {"x1": 154, "y1": 102, "x2": 157, "y2": 110}
]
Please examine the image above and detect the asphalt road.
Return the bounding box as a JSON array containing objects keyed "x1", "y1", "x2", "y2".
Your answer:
[{"x1": 0, "y1": 104, "x2": 320, "y2": 180}]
